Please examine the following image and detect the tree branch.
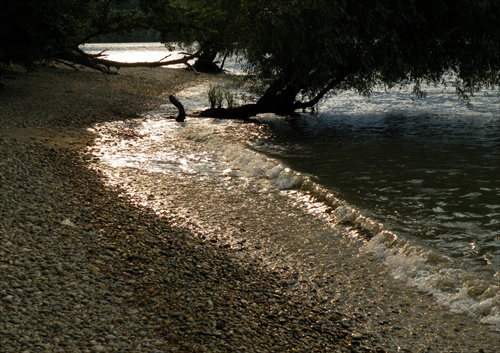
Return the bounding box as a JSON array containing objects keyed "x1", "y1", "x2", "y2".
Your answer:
[
  {"x1": 169, "y1": 95, "x2": 186, "y2": 122},
  {"x1": 293, "y1": 76, "x2": 343, "y2": 110},
  {"x1": 293, "y1": 60, "x2": 361, "y2": 110}
]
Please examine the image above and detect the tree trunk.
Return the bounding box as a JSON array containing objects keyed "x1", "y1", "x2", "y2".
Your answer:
[
  {"x1": 192, "y1": 46, "x2": 222, "y2": 73},
  {"x1": 256, "y1": 82, "x2": 301, "y2": 115},
  {"x1": 197, "y1": 79, "x2": 302, "y2": 119},
  {"x1": 198, "y1": 104, "x2": 259, "y2": 119},
  {"x1": 56, "y1": 48, "x2": 113, "y2": 73}
]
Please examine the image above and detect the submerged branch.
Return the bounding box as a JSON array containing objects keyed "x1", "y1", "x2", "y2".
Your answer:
[
  {"x1": 169, "y1": 95, "x2": 186, "y2": 122},
  {"x1": 197, "y1": 104, "x2": 259, "y2": 120}
]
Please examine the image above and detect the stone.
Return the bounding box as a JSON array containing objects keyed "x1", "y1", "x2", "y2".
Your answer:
[
  {"x1": 352, "y1": 332, "x2": 364, "y2": 340},
  {"x1": 105, "y1": 334, "x2": 117, "y2": 342},
  {"x1": 51, "y1": 303, "x2": 64, "y2": 312},
  {"x1": 3, "y1": 295, "x2": 14, "y2": 303}
]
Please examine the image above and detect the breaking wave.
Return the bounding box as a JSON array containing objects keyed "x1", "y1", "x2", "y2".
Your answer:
[{"x1": 176, "y1": 119, "x2": 500, "y2": 329}]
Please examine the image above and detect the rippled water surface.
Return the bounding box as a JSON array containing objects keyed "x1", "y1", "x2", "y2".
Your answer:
[
  {"x1": 85, "y1": 43, "x2": 500, "y2": 329},
  {"x1": 251, "y1": 87, "x2": 500, "y2": 327},
  {"x1": 257, "y1": 112, "x2": 500, "y2": 272}
]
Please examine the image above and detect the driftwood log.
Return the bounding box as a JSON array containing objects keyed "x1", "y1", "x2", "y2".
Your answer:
[{"x1": 169, "y1": 95, "x2": 186, "y2": 122}]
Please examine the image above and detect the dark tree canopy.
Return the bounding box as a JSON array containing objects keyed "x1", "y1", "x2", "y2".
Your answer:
[
  {"x1": 230, "y1": 0, "x2": 500, "y2": 116},
  {"x1": 0, "y1": 0, "x2": 231, "y2": 73},
  {"x1": 0, "y1": 0, "x2": 148, "y2": 71},
  {"x1": 141, "y1": 0, "x2": 244, "y2": 72},
  {"x1": 2, "y1": 0, "x2": 500, "y2": 117}
]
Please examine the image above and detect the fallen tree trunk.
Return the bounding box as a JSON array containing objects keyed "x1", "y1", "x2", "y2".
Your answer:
[
  {"x1": 55, "y1": 48, "x2": 113, "y2": 73},
  {"x1": 197, "y1": 65, "x2": 358, "y2": 119},
  {"x1": 91, "y1": 53, "x2": 197, "y2": 70},
  {"x1": 55, "y1": 47, "x2": 200, "y2": 73},
  {"x1": 197, "y1": 104, "x2": 260, "y2": 120}
]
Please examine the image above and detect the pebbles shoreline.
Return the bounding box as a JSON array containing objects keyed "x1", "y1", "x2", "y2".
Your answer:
[
  {"x1": 1, "y1": 65, "x2": 356, "y2": 352},
  {"x1": 0, "y1": 140, "x2": 353, "y2": 352},
  {"x1": 1, "y1": 65, "x2": 498, "y2": 352}
]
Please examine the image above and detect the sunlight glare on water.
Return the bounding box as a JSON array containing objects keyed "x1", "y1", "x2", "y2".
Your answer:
[
  {"x1": 84, "y1": 43, "x2": 500, "y2": 329},
  {"x1": 80, "y1": 42, "x2": 192, "y2": 67}
]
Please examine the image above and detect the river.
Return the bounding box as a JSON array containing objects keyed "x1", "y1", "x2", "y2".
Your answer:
[{"x1": 82, "y1": 43, "x2": 499, "y2": 332}]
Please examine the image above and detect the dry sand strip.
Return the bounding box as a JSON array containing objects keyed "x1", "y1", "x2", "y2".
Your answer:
[{"x1": 1, "y1": 65, "x2": 499, "y2": 352}]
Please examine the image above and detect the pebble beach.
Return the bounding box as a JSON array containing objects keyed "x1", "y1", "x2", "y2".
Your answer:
[{"x1": 1, "y1": 64, "x2": 499, "y2": 352}]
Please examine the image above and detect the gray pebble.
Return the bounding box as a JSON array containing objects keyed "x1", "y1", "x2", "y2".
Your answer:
[{"x1": 105, "y1": 334, "x2": 117, "y2": 342}]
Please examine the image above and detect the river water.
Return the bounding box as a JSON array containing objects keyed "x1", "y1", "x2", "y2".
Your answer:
[{"x1": 83, "y1": 43, "x2": 500, "y2": 331}]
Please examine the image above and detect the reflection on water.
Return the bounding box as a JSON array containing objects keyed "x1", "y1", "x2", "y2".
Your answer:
[
  {"x1": 80, "y1": 42, "x2": 186, "y2": 65},
  {"x1": 87, "y1": 71, "x2": 500, "y2": 328},
  {"x1": 246, "y1": 86, "x2": 499, "y2": 327},
  {"x1": 253, "y1": 92, "x2": 500, "y2": 274},
  {"x1": 80, "y1": 42, "x2": 243, "y2": 73}
]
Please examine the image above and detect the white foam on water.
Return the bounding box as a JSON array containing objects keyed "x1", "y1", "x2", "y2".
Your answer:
[
  {"x1": 189, "y1": 122, "x2": 500, "y2": 330},
  {"x1": 167, "y1": 120, "x2": 307, "y2": 191},
  {"x1": 91, "y1": 76, "x2": 500, "y2": 331},
  {"x1": 363, "y1": 231, "x2": 500, "y2": 329},
  {"x1": 196, "y1": 127, "x2": 500, "y2": 329},
  {"x1": 91, "y1": 114, "x2": 500, "y2": 332},
  {"x1": 224, "y1": 138, "x2": 500, "y2": 329},
  {"x1": 187, "y1": 121, "x2": 500, "y2": 330}
]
